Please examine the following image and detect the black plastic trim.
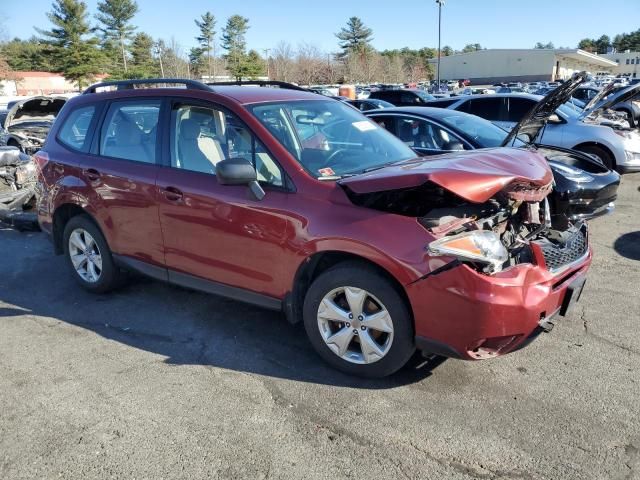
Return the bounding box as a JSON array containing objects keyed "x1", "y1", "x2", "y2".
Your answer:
[
  {"x1": 113, "y1": 254, "x2": 282, "y2": 310},
  {"x1": 168, "y1": 270, "x2": 282, "y2": 311},
  {"x1": 113, "y1": 254, "x2": 169, "y2": 281},
  {"x1": 415, "y1": 336, "x2": 462, "y2": 359},
  {"x1": 83, "y1": 78, "x2": 212, "y2": 94}
]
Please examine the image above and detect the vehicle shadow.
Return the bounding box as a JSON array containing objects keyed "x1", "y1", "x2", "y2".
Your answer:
[
  {"x1": 0, "y1": 229, "x2": 445, "y2": 389},
  {"x1": 613, "y1": 231, "x2": 640, "y2": 261}
]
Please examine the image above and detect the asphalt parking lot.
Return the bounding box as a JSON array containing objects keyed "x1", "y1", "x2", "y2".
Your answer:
[{"x1": 1, "y1": 175, "x2": 639, "y2": 480}]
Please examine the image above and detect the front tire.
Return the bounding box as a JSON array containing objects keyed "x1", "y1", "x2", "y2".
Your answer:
[
  {"x1": 303, "y1": 262, "x2": 415, "y2": 378},
  {"x1": 575, "y1": 144, "x2": 614, "y2": 170},
  {"x1": 63, "y1": 215, "x2": 123, "y2": 293}
]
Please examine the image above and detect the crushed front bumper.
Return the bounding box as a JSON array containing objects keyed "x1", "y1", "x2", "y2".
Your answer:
[{"x1": 408, "y1": 244, "x2": 592, "y2": 360}]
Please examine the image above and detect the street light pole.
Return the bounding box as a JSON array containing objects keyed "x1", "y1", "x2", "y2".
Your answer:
[
  {"x1": 263, "y1": 48, "x2": 271, "y2": 79},
  {"x1": 436, "y1": 0, "x2": 444, "y2": 91}
]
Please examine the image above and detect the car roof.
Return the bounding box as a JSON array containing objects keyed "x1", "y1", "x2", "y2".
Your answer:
[{"x1": 210, "y1": 86, "x2": 324, "y2": 104}]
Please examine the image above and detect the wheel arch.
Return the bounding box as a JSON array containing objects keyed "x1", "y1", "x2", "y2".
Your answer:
[
  {"x1": 52, "y1": 203, "x2": 105, "y2": 255},
  {"x1": 572, "y1": 142, "x2": 616, "y2": 169},
  {"x1": 284, "y1": 250, "x2": 413, "y2": 326}
]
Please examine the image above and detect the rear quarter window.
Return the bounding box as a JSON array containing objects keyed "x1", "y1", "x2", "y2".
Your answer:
[{"x1": 57, "y1": 105, "x2": 96, "y2": 152}]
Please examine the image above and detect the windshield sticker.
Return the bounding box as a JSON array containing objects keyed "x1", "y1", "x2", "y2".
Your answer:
[
  {"x1": 318, "y1": 167, "x2": 335, "y2": 177},
  {"x1": 352, "y1": 120, "x2": 377, "y2": 132}
]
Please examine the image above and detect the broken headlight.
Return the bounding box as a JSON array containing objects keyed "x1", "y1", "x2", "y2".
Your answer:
[{"x1": 428, "y1": 230, "x2": 508, "y2": 273}]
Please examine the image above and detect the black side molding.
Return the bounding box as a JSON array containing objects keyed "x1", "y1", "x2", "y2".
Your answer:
[
  {"x1": 113, "y1": 254, "x2": 282, "y2": 311},
  {"x1": 415, "y1": 336, "x2": 462, "y2": 359},
  {"x1": 168, "y1": 270, "x2": 281, "y2": 311}
]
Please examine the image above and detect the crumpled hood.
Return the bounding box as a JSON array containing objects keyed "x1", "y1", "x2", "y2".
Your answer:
[
  {"x1": 338, "y1": 147, "x2": 553, "y2": 203},
  {"x1": 4, "y1": 96, "x2": 67, "y2": 128},
  {"x1": 501, "y1": 71, "x2": 587, "y2": 147},
  {"x1": 579, "y1": 82, "x2": 640, "y2": 120}
]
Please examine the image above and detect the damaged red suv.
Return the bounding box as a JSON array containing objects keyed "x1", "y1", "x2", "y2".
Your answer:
[{"x1": 36, "y1": 79, "x2": 591, "y2": 377}]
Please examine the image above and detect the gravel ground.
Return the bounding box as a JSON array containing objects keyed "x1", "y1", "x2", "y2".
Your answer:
[{"x1": 1, "y1": 174, "x2": 639, "y2": 480}]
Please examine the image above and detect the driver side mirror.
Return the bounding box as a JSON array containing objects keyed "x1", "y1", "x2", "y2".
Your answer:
[
  {"x1": 548, "y1": 113, "x2": 563, "y2": 124},
  {"x1": 216, "y1": 157, "x2": 265, "y2": 201}
]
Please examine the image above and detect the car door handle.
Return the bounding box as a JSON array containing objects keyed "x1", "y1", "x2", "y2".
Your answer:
[
  {"x1": 161, "y1": 186, "x2": 183, "y2": 202},
  {"x1": 83, "y1": 168, "x2": 100, "y2": 181}
]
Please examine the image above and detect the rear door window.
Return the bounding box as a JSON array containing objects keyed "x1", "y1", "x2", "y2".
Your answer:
[
  {"x1": 463, "y1": 97, "x2": 505, "y2": 121},
  {"x1": 400, "y1": 92, "x2": 419, "y2": 104},
  {"x1": 369, "y1": 115, "x2": 397, "y2": 135},
  {"x1": 99, "y1": 100, "x2": 161, "y2": 164},
  {"x1": 396, "y1": 116, "x2": 467, "y2": 151},
  {"x1": 506, "y1": 98, "x2": 535, "y2": 122},
  {"x1": 57, "y1": 105, "x2": 96, "y2": 152}
]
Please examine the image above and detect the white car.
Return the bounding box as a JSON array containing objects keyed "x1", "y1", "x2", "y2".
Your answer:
[{"x1": 425, "y1": 74, "x2": 640, "y2": 172}]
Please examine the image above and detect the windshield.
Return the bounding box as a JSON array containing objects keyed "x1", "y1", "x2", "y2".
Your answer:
[
  {"x1": 437, "y1": 111, "x2": 524, "y2": 148},
  {"x1": 250, "y1": 100, "x2": 416, "y2": 178},
  {"x1": 557, "y1": 104, "x2": 580, "y2": 119}
]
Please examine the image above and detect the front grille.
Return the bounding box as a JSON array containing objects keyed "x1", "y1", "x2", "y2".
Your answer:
[{"x1": 537, "y1": 226, "x2": 588, "y2": 272}]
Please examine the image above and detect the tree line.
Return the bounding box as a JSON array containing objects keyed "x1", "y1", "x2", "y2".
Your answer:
[
  {"x1": 578, "y1": 30, "x2": 640, "y2": 54},
  {"x1": 0, "y1": 0, "x2": 265, "y2": 88},
  {"x1": 3, "y1": 1, "x2": 636, "y2": 89}
]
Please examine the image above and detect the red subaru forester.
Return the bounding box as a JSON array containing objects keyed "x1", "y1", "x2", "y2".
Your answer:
[{"x1": 35, "y1": 79, "x2": 591, "y2": 377}]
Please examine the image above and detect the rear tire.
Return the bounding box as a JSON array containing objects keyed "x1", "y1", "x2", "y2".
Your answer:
[
  {"x1": 303, "y1": 262, "x2": 415, "y2": 378},
  {"x1": 63, "y1": 215, "x2": 123, "y2": 293},
  {"x1": 575, "y1": 144, "x2": 614, "y2": 170}
]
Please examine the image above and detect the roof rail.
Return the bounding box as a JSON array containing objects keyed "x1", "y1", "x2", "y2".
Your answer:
[
  {"x1": 206, "y1": 80, "x2": 309, "y2": 91},
  {"x1": 83, "y1": 78, "x2": 212, "y2": 94}
]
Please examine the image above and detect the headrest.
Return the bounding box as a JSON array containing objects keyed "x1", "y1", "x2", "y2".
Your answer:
[{"x1": 180, "y1": 118, "x2": 201, "y2": 140}]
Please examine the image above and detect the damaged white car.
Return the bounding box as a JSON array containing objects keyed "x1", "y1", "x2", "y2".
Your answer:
[{"x1": 0, "y1": 96, "x2": 67, "y2": 154}]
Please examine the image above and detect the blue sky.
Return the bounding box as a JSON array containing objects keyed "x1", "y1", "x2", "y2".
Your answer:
[{"x1": 2, "y1": 0, "x2": 639, "y2": 54}]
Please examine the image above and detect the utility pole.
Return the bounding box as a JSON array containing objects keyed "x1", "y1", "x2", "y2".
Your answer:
[
  {"x1": 155, "y1": 42, "x2": 165, "y2": 77},
  {"x1": 263, "y1": 48, "x2": 271, "y2": 79},
  {"x1": 436, "y1": 0, "x2": 445, "y2": 91}
]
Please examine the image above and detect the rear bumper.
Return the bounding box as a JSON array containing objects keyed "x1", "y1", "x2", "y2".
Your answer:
[{"x1": 407, "y1": 250, "x2": 592, "y2": 360}]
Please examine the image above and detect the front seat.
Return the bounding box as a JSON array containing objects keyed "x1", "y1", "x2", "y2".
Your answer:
[{"x1": 177, "y1": 119, "x2": 223, "y2": 174}]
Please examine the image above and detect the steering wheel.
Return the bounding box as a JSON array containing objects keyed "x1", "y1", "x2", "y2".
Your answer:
[{"x1": 325, "y1": 148, "x2": 347, "y2": 166}]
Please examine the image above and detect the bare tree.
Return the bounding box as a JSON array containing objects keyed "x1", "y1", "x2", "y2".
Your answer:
[
  {"x1": 159, "y1": 37, "x2": 189, "y2": 78},
  {"x1": 295, "y1": 42, "x2": 325, "y2": 86},
  {"x1": 270, "y1": 41, "x2": 295, "y2": 82}
]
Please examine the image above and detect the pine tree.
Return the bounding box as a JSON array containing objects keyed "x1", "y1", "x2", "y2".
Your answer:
[
  {"x1": 37, "y1": 0, "x2": 103, "y2": 89},
  {"x1": 195, "y1": 12, "x2": 216, "y2": 79},
  {"x1": 188, "y1": 47, "x2": 206, "y2": 78},
  {"x1": 96, "y1": 0, "x2": 138, "y2": 73},
  {"x1": 222, "y1": 15, "x2": 250, "y2": 80},
  {"x1": 335, "y1": 17, "x2": 373, "y2": 59},
  {"x1": 129, "y1": 32, "x2": 158, "y2": 77},
  {"x1": 237, "y1": 49, "x2": 264, "y2": 79}
]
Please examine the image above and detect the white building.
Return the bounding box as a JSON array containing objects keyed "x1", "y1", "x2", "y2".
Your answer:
[
  {"x1": 428, "y1": 49, "x2": 617, "y2": 84},
  {"x1": 602, "y1": 51, "x2": 640, "y2": 78}
]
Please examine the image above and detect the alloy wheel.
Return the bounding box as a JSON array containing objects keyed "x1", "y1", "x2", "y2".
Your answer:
[
  {"x1": 317, "y1": 286, "x2": 394, "y2": 364},
  {"x1": 68, "y1": 228, "x2": 103, "y2": 283}
]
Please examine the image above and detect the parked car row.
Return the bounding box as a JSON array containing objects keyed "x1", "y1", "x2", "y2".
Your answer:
[
  {"x1": 365, "y1": 75, "x2": 640, "y2": 173},
  {"x1": 31, "y1": 77, "x2": 596, "y2": 377}
]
